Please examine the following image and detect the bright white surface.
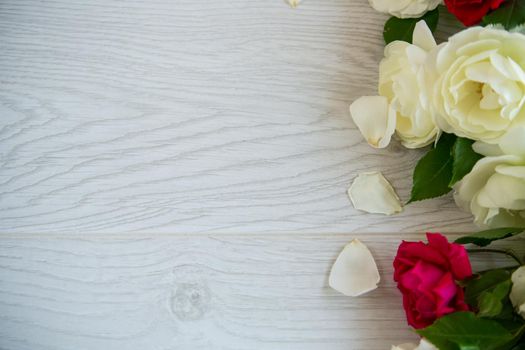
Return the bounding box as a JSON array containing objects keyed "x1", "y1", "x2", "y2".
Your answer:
[
  {"x1": 1, "y1": 234, "x2": 417, "y2": 350},
  {"x1": 0, "y1": 0, "x2": 484, "y2": 349}
]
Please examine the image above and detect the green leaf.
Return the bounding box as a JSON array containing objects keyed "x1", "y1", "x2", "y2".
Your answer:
[
  {"x1": 409, "y1": 133, "x2": 456, "y2": 203},
  {"x1": 497, "y1": 300, "x2": 521, "y2": 322},
  {"x1": 464, "y1": 270, "x2": 521, "y2": 322},
  {"x1": 417, "y1": 312, "x2": 514, "y2": 350},
  {"x1": 455, "y1": 228, "x2": 525, "y2": 247},
  {"x1": 483, "y1": 0, "x2": 525, "y2": 30},
  {"x1": 512, "y1": 338, "x2": 525, "y2": 350},
  {"x1": 383, "y1": 9, "x2": 439, "y2": 44},
  {"x1": 509, "y1": 327, "x2": 525, "y2": 350},
  {"x1": 450, "y1": 137, "x2": 483, "y2": 187},
  {"x1": 465, "y1": 269, "x2": 512, "y2": 307},
  {"x1": 477, "y1": 280, "x2": 512, "y2": 318}
]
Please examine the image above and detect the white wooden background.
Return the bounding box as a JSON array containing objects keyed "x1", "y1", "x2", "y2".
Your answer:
[{"x1": 0, "y1": 0, "x2": 497, "y2": 349}]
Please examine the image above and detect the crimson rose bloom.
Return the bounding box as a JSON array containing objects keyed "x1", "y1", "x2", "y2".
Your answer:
[
  {"x1": 393, "y1": 233, "x2": 472, "y2": 329},
  {"x1": 444, "y1": 0, "x2": 505, "y2": 26}
]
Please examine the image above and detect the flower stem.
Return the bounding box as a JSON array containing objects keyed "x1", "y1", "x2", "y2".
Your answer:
[{"x1": 467, "y1": 248, "x2": 523, "y2": 265}]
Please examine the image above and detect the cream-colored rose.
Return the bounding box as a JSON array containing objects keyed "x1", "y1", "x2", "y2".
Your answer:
[
  {"x1": 510, "y1": 266, "x2": 525, "y2": 319},
  {"x1": 454, "y1": 127, "x2": 525, "y2": 228},
  {"x1": 369, "y1": 0, "x2": 441, "y2": 18},
  {"x1": 379, "y1": 21, "x2": 439, "y2": 148},
  {"x1": 431, "y1": 26, "x2": 525, "y2": 144},
  {"x1": 392, "y1": 339, "x2": 437, "y2": 350},
  {"x1": 350, "y1": 21, "x2": 439, "y2": 149}
]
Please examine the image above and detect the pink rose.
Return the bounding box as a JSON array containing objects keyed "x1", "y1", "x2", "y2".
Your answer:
[{"x1": 394, "y1": 233, "x2": 472, "y2": 328}]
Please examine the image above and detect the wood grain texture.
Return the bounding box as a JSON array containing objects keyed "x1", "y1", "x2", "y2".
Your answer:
[
  {"x1": 0, "y1": 2, "x2": 490, "y2": 349},
  {"x1": 1, "y1": 233, "x2": 522, "y2": 350},
  {"x1": 0, "y1": 0, "x2": 473, "y2": 234}
]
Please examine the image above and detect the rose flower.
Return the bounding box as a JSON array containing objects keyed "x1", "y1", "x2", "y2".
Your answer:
[
  {"x1": 393, "y1": 233, "x2": 472, "y2": 329},
  {"x1": 429, "y1": 26, "x2": 525, "y2": 144},
  {"x1": 444, "y1": 0, "x2": 505, "y2": 26}
]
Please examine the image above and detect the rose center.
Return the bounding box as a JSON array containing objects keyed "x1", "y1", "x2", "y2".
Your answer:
[{"x1": 479, "y1": 83, "x2": 501, "y2": 110}]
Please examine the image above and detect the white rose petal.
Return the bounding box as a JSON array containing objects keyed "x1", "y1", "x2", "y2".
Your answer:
[
  {"x1": 472, "y1": 141, "x2": 502, "y2": 157},
  {"x1": 392, "y1": 339, "x2": 438, "y2": 350},
  {"x1": 329, "y1": 239, "x2": 380, "y2": 297},
  {"x1": 392, "y1": 343, "x2": 418, "y2": 350},
  {"x1": 510, "y1": 266, "x2": 525, "y2": 319},
  {"x1": 348, "y1": 172, "x2": 403, "y2": 215},
  {"x1": 417, "y1": 339, "x2": 439, "y2": 350},
  {"x1": 368, "y1": 0, "x2": 441, "y2": 18},
  {"x1": 499, "y1": 126, "x2": 525, "y2": 157},
  {"x1": 413, "y1": 20, "x2": 437, "y2": 52},
  {"x1": 285, "y1": 0, "x2": 302, "y2": 8},
  {"x1": 350, "y1": 96, "x2": 396, "y2": 148}
]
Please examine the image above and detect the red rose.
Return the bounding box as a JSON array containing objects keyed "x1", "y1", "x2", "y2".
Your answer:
[
  {"x1": 393, "y1": 233, "x2": 472, "y2": 329},
  {"x1": 444, "y1": 0, "x2": 505, "y2": 26}
]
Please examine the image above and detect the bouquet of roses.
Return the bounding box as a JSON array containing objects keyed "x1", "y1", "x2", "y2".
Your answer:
[
  {"x1": 349, "y1": 0, "x2": 525, "y2": 228},
  {"x1": 337, "y1": 1, "x2": 525, "y2": 349},
  {"x1": 285, "y1": 0, "x2": 525, "y2": 348}
]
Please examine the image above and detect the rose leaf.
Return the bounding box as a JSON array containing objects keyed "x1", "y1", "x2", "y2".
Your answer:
[
  {"x1": 416, "y1": 312, "x2": 514, "y2": 350},
  {"x1": 465, "y1": 270, "x2": 512, "y2": 307},
  {"x1": 477, "y1": 280, "x2": 512, "y2": 318},
  {"x1": 449, "y1": 137, "x2": 483, "y2": 187},
  {"x1": 511, "y1": 338, "x2": 525, "y2": 350},
  {"x1": 464, "y1": 270, "x2": 520, "y2": 322},
  {"x1": 383, "y1": 8, "x2": 439, "y2": 44},
  {"x1": 408, "y1": 133, "x2": 456, "y2": 203},
  {"x1": 455, "y1": 228, "x2": 525, "y2": 247},
  {"x1": 482, "y1": 0, "x2": 525, "y2": 30}
]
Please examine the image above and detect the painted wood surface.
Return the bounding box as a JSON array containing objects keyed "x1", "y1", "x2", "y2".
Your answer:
[
  {"x1": 0, "y1": 0, "x2": 495, "y2": 349},
  {"x1": 1, "y1": 233, "x2": 522, "y2": 350},
  {"x1": 0, "y1": 0, "x2": 471, "y2": 234}
]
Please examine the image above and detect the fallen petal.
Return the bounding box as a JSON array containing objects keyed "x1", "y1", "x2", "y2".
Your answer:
[
  {"x1": 391, "y1": 344, "x2": 417, "y2": 350},
  {"x1": 285, "y1": 0, "x2": 302, "y2": 8},
  {"x1": 392, "y1": 339, "x2": 437, "y2": 350},
  {"x1": 350, "y1": 96, "x2": 396, "y2": 148},
  {"x1": 328, "y1": 239, "x2": 380, "y2": 297},
  {"x1": 348, "y1": 172, "x2": 403, "y2": 215}
]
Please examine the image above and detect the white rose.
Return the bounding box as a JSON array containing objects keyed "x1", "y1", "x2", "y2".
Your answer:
[
  {"x1": 454, "y1": 127, "x2": 525, "y2": 228},
  {"x1": 510, "y1": 266, "x2": 525, "y2": 319},
  {"x1": 431, "y1": 26, "x2": 525, "y2": 144},
  {"x1": 392, "y1": 339, "x2": 437, "y2": 350},
  {"x1": 379, "y1": 21, "x2": 439, "y2": 148},
  {"x1": 369, "y1": 0, "x2": 441, "y2": 18},
  {"x1": 350, "y1": 21, "x2": 439, "y2": 149}
]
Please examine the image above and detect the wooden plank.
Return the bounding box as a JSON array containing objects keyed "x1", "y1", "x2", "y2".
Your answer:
[
  {"x1": 0, "y1": 1, "x2": 512, "y2": 349},
  {"x1": 0, "y1": 0, "x2": 472, "y2": 234},
  {"x1": 2, "y1": 233, "x2": 521, "y2": 350}
]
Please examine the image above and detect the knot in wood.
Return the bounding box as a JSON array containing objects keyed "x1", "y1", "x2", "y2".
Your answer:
[{"x1": 170, "y1": 283, "x2": 211, "y2": 321}]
